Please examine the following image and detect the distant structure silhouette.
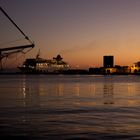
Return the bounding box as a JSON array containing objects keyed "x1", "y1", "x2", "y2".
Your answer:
[{"x1": 103, "y1": 56, "x2": 114, "y2": 68}]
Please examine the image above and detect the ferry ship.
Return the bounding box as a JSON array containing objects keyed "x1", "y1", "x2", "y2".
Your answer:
[{"x1": 18, "y1": 53, "x2": 70, "y2": 73}]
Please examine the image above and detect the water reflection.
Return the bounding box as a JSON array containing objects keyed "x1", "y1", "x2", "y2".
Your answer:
[
  {"x1": 17, "y1": 75, "x2": 140, "y2": 108},
  {"x1": 127, "y1": 83, "x2": 136, "y2": 96},
  {"x1": 103, "y1": 83, "x2": 114, "y2": 105},
  {"x1": 20, "y1": 76, "x2": 115, "y2": 107},
  {"x1": 21, "y1": 75, "x2": 27, "y2": 99},
  {"x1": 1, "y1": 75, "x2": 140, "y2": 139},
  {"x1": 20, "y1": 75, "x2": 40, "y2": 107},
  {"x1": 75, "y1": 83, "x2": 80, "y2": 96},
  {"x1": 56, "y1": 83, "x2": 64, "y2": 96}
]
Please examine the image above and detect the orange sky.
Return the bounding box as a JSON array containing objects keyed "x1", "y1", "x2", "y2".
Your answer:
[{"x1": 1, "y1": 0, "x2": 140, "y2": 69}]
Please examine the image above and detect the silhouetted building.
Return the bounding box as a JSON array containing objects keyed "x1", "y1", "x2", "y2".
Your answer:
[
  {"x1": 103, "y1": 56, "x2": 114, "y2": 68},
  {"x1": 89, "y1": 67, "x2": 101, "y2": 74},
  {"x1": 130, "y1": 61, "x2": 140, "y2": 73}
]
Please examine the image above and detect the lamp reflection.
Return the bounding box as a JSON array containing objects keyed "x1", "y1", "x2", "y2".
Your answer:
[
  {"x1": 56, "y1": 83, "x2": 64, "y2": 96},
  {"x1": 21, "y1": 76, "x2": 27, "y2": 99},
  {"x1": 21, "y1": 76, "x2": 40, "y2": 107},
  {"x1": 75, "y1": 83, "x2": 80, "y2": 96},
  {"x1": 103, "y1": 83, "x2": 114, "y2": 105}
]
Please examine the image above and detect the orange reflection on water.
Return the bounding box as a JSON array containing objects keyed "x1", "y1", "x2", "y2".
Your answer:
[{"x1": 14, "y1": 75, "x2": 140, "y2": 108}]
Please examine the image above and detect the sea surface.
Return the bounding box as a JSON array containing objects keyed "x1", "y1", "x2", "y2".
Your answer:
[{"x1": 0, "y1": 75, "x2": 140, "y2": 139}]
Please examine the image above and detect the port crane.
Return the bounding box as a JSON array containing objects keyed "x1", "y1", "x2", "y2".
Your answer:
[{"x1": 0, "y1": 6, "x2": 35, "y2": 70}]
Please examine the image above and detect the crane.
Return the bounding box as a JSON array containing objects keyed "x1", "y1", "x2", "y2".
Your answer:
[{"x1": 0, "y1": 6, "x2": 35, "y2": 70}]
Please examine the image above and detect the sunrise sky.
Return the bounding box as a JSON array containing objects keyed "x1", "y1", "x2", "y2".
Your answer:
[{"x1": 1, "y1": 0, "x2": 140, "y2": 69}]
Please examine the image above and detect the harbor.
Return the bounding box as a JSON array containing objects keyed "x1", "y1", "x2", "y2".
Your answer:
[
  {"x1": 1, "y1": 1, "x2": 140, "y2": 139},
  {"x1": 1, "y1": 6, "x2": 140, "y2": 75}
]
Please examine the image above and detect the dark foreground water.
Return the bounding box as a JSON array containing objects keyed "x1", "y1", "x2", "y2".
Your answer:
[{"x1": 0, "y1": 75, "x2": 140, "y2": 140}]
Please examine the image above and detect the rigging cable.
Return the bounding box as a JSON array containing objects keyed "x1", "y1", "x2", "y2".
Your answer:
[
  {"x1": 0, "y1": 6, "x2": 35, "y2": 70},
  {"x1": 0, "y1": 6, "x2": 33, "y2": 44}
]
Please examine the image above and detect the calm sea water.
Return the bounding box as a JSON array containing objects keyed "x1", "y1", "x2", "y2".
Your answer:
[{"x1": 0, "y1": 75, "x2": 140, "y2": 139}]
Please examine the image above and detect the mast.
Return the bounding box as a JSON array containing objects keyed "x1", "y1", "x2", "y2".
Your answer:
[{"x1": 0, "y1": 6, "x2": 35, "y2": 70}]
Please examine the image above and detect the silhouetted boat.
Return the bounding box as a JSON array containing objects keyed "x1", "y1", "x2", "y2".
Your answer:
[{"x1": 18, "y1": 53, "x2": 70, "y2": 74}]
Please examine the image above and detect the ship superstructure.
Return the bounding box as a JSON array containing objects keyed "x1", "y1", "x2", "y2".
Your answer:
[{"x1": 18, "y1": 53, "x2": 70, "y2": 73}]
